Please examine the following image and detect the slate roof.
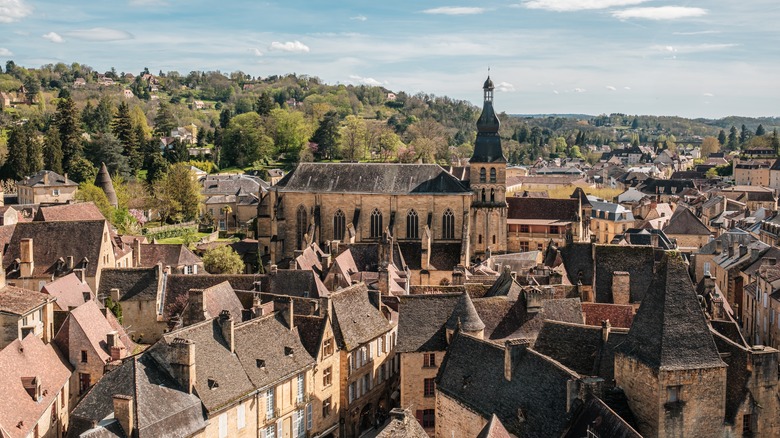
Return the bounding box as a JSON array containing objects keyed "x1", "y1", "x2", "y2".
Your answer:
[
  {"x1": 275, "y1": 163, "x2": 471, "y2": 195},
  {"x1": 163, "y1": 274, "x2": 260, "y2": 319},
  {"x1": 637, "y1": 178, "x2": 696, "y2": 195},
  {"x1": 138, "y1": 244, "x2": 202, "y2": 268},
  {"x1": 482, "y1": 267, "x2": 523, "y2": 300},
  {"x1": 98, "y1": 266, "x2": 163, "y2": 302},
  {"x1": 397, "y1": 294, "x2": 461, "y2": 353},
  {"x1": 294, "y1": 314, "x2": 327, "y2": 358},
  {"x1": 200, "y1": 174, "x2": 267, "y2": 196},
  {"x1": 0, "y1": 285, "x2": 51, "y2": 315},
  {"x1": 0, "y1": 335, "x2": 72, "y2": 438},
  {"x1": 506, "y1": 197, "x2": 579, "y2": 221},
  {"x1": 187, "y1": 281, "x2": 244, "y2": 324},
  {"x1": 446, "y1": 292, "x2": 485, "y2": 332},
  {"x1": 95, "y1": 163, "x2": 118, "y2": 207},
  {"x1": 374, "y1": 409, "x2": 429, "y2": 438},
  {"x1": 398, "y1": 242, "x2": 462, "y2": 271},
  {"x1": 4, "y1": 220, "x2": 107, "y2": 279},
  {"x1": 473, "y1": 296, "x2": 584, "y2": 342},
  {"x1": 476, "y1": 415, "x2": 512, "y2": 438},
  {"x1": 17, "y1": 170, "x2": 77, "y2": 187},
  {"x1": 41, "y1": 272, "x2": 93, "y2": 310},
  {"x1": 259, "y1": 270, "x2": 329, "y2": 299},
  {"x1": 330, "y1": 283, "x2": 393, "y2": 350},
  {"x1": 234, "y1": 313, "x2": 315, "y2": 390},
  {"x1": 68, "y1": 354, "x2": 206, "y2": 438},
  {"x1": 697, "y1": 229, "x2": 755, "y2": 255},
  {"x1": 616, "y1": 253, "x2": 726, "y2": 371},
  {"x1": 436, "y1": 332, "x2": 579, "y2": 436},
  {"x1": 593, "y1": 245, "x2": 656, "y2": 303},
  {"x1": 559, "y1": 243, "x2": 594, "y2": 285},
  {"x1": 562, "y1": 396, "x2": 642, "y2": 438},
  {"x1": 33, "y1": 202, "x2": 106, "y2": 222},
  {"x1": 663, "y1": 207, "x2": 712, "y2": 236}
]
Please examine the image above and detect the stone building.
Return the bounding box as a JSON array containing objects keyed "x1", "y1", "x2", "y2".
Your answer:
[
  {"x1": 0, "y1": 284, "x2": 55, "y2": 349},
  {"x1": 506, "y1": 197, "x2": 586, "y2": 252},
  {"x1": 16, "y1": 170, "x2": 78, "y2": 205}
]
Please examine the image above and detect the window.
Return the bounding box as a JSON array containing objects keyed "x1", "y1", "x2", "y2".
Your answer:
[
  {"x1": 377, "y1": 338, "x2": 383, "y2": 357},
  {"x1": 81, "y1": 350, "x2": 88, "y2": 363},
  {"x1": 323, "y1": 338, "x2": 334, "y2": 357},
  {"x1": 520, "y1": 242, "x2": 529, "y2": 252},
  {"x1": 549, "y1": 225, "x2": 559, "y2": 234},
  {"x1": 296, "y1": 205, "x2": 308, "y2": 249},
  {"x1": 218, "y1": 413, "x2": 228, "y2": 438},
  {"x1": 52, "y1": 189, "x2": 60, "y2": 196},
  {"x1": 703, "y1": 262, "x2": 711, "y2": 276},
  {"x1": 370, "y1": 208, "x2": 383, "y2": 238},
  {"x1": 423, "y1": 353, "x2": 436, "y2": 368},
  {"x1": 306, "y1": 402, "x2": 312, "y2": 431},
  {"x1": 417, "y1": 409, "x2": 435, "y2": 428},
  {"x1": 378, "y1": 363, "x2": 385, "y2": 384},
  {"x1": 406, "y1": 209, "x2": 419, "y2": 239},
  {"x1": 263, "y1": 425, "x2": 276, "y2": 438},
  {"x1": 297, "y1": 373, "x2": 305, "y2": 404},
  {"x1": 490, "y1": 188, "x2": 495, "y2": 203},
  {"x1": 520, "y1": 224, "x2": 529, "y2": 233},
  {"x1": 490, "y1": 168, "x2": 496, "y2": 183},
  {"x1": 333, "y1": 210, "x2": 346, "y2": 241},
  {"x1": 742, "y1": 414, "x2": 753, "y2": 435},
  {"x1": 424, "y1": 378, "x2": 435, "y2": 397},
  {"x1": 294, "y1": 408, "x2": 305, "y2": 438},
  {"x1": 481, "y1": 188, "x2": 486, "y2": 202},
  {"x1": 322, "y1": 396, "x2": 332, "y2": 417},
  {"x1": 363, "y1": 374, "x2": 372, "y2": 395},
  {"x1": 237, "y1": 403, "x2": 246, "y2": 430},
  {"x1": 348, "y1": 382, "x2": 356, "y2": 403},
  {"x1": 479, "y1": 167, "x2": 486, "y2": 183},
  {"x1": 323, "y1": 366, "x2": 332, "y2": 387},
  {"x1": 442, "y1": 209, "x2": 455, "y2": 240},
  {"x1": 266, "y1": 388, "x2": 275, "y2": 419},
  {"x1": 79, "y1": 373, "x2": 91, "y2": 395},
  {"x1": 478, "y1": 234, "x2": 483, "y2": 244},
  {"x1": 667, "y1": 385, "x2": 681, "y2": 403}
]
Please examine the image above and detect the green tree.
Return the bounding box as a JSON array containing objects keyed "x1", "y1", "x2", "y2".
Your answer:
[
  {"x1": 3, "y1": 123, "x2": 38, "y2": 180},
  {"x1": 153, "y1": 101, "x2": 176, "y2": 137},
  {"x1": 22, "y1": 75, "x2": 40, "y2": 104},
  {"x1": 267, "y1": 108, "x2": 310, "y2": 158},
  {"x1": 219, "y1": 108, "x2": 232, "y2": 129},
  {"x1": 221, "y1": 112, "x2": 274, "y2": 167},
  {"x1": 339, "y1": 115, "x2": 367, "y2": 161},
  {"x1": 43, "y1": 126, "x2": 64, "y2": 174},
  {"x1": 740, "y1": 124, "x2": 750, "y2": 144},
  {"x1": 717, "y1": 129, "x2": 727, "y2": 145},
  {"x1": 145, "y1": 153, "x2": 169, "y2": 184},
  {"x1": 311, "y1": 111, "x2": 340, "y2": 160},
  {"x1": 756, "y1": 124, "x2": 766, "y2": 136},
  {"x1": 727, "y1": 126, "x2": 739, "y2": 150},
  {"x1": 255, "y1": 91, "x2": 275, "y2": 116},
  {"x1": 630, "y1": 117, "x2": 639, "y2": 129},
  {"x1": 149, "y1": 162, "x2": 202, "y2": 223},
  {"x1": 202, "y1": 246, "x2": 245, "y2": 274},
  {"x1": 375, "y1": 126, "x2": 401, "y2": 161},
  {"x1": 772, "y1": 129, "x2": 780, "y2": 155},
  {"x1": 112, "y1": 101, "x2": 140, "y2": 171},
  {"x1": 74, "y1": 182, "x2": 113, "y2": 219},
  {"x1": 701, "y1": 136, "x2": 720, "y2": 158},
  {"x1": 85, "y1": 133, "x2": 130, "y2": 177},
  {"x1": 54, "y1": 91, "x2": 83, "y2": 171},
  {"x1": 67, "y1": 156, "x2": 98, "y2": 183}
]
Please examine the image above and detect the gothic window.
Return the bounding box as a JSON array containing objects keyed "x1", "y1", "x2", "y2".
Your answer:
[
  {"x1": 490, "y1": 188, "x2": 495, "y2": 203},
  {"x1": 370, "y1": 208, "x2": 383, "y2": 238},
  {"x1": 490, "y1": 168, "x2": 496, "y2": 182},
  {"x1": 479, "y1": 167, "x2": 486, "y2": 183},
  {"x1": 406, "y1": 209, "x2": 419, "y2": 240},
  {"x1": 481, "y1": 188, "x2": 486, "y2": 202},
  {"x1": 442, "y1": 209, "x2": 455, "y2": 240},
  {"x1": 333, "y1": 210, "x2": 346, "y2": 241},
  {"x1": 296, "y1": 206, "x2": 307, "y2": 249}
]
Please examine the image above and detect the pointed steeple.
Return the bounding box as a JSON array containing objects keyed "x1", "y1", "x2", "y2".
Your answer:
[
  {"x1": 95, "y1": 162, "x2": 118, "y2": 208},
  {"x1": 471, "y1": 76, "x2": 505, "y2": 163},
  {"x1": 446, "y1": 292, "x2": 485, "y2": 333}
]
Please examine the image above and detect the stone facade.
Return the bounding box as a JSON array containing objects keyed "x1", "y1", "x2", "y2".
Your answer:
[
  {"x1": 309, "y1": 322, "x2": 341, "y2": 438},
  {"x1": 434, "y1": 392, "x2": 487, "y2": 438},
  {"x1": 400, "y1": 352, "x2": 441, "y2": 436}
]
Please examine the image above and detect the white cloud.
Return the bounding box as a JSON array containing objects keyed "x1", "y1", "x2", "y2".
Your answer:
[
  {"x1": 349, "y1": 74, "x2": 383, "y2": 86},
  {"x1": 0, "y1": 0, "x2": 32, "y2": 23},
  {"x1": 269, "y1": 40, "x2": 310, "y2": 53},
  {"x1": 703, "y1": 92, "x2": 714, "y2": 97},
  {"x1": 650, "y1": 43, "x2": 737, "y2": 54},
  {"x1": 552, "y1": 90, "x2": 559, "y2": 94},
  {"x1": 422, "y1": 7, "x2": 485, "y2": 15},
  {"x1": 624, "y1": 86, "x2": 631, "y2": 90},
  {"x1": 42, "y1": 32, "x2": 63, "y2": 43},
  {"x1": 66, "y1": 27, "x2": 133, "y2": 41},
  {"x1": 521, "y1": 0, "x2": 648, "y2": 12},
  {"x1": 253, "y1": 48, "x2": 263, "y2": 56},
  {"x1": 574, "y1": 88, "x2": 586, "y2": 93},
  {"x1": 606, "y1": 85, "x2": 616, "y2": 91},
  {"x1": 0, "y1": 47, "x2": 11, "y2": 56},
  {"x1": 350, "y1": 15, "x2": 367, "y2": 21},
  {"x1": 495, "y1": 81, "x2": 515, "y2": 92},
  {"x1": 612, "y1": 6, "x2": 707, "y2": 20},
  {"x1": 673, "y1": 30, "x2": 720, "y2": 36}
]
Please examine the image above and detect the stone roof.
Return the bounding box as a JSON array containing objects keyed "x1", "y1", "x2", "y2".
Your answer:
[
  {"x1": 98, "y1": 266, "x2": 163, "y2": 302},
  {"x1": 33, "y1": 202, "x2": 106, "y2": 222},
  {"x1": 663, "y1": 207, "x2": 711, "y2": 236},
  {"x1": 396, "y1": 294, "x2": 461, "y2": 353},
  {"x1": 616, "y1": 253, "x2": 726, "y2": 371},
  {"x1": 473, "y1": 295, "x2": 584, "y2": 342},
  {"x1": 275, "y1": 163, "x2": 471, "y2": 195},
  {"x1": 200, "y1": 174, "x2": 267, "y2": 196},
  {"x1": 697, "y1": 229, "x2": 754, "y2": 255},
  {"x1": 17, "y1": 170, "x2": 77, "y2": 187},
  {"x1": 0, "y1": 335, "x2": 72, "y2": 438},
  {"x1": 185, "y1": 281, "x2": 244, "y2": 325},
  {"x1": 476, "y1": 415, "x2": 512, "y2": 438},
  {"x1": 398, "y1": 242, "x2": 463, "y2": 271},
  {"x1": 593, "y1": 245, "x2": 656, "y2": 303},
  {"x1": 330, "y1": 283, "x2": 393, "y2": 350},
  {"x1": 293, "y1": 314, "x2": 327, "y2": 358},
  {"x1": 374, "y1": 409, "x2": 429, "y2": 438},
  {"x1": 0, "y1": 285, "x2": 51, "y2": 315},
  {"x1": 68, "y1": 354, "x2": 206, "y2": 438},
  {"x1": 41, "y1": 272, "x2": 93, "y2": 310},
  {"x1": 436, "y1": 332, "x2": 579, "y2": 436},
  {"x1": 637, "y1": 178, "x2": 696, "y2": 195},
  {"x1": 562, "y1": 396, "x2": 642, "y2": 438},
  {"x1": 581, "y1": 303, "x2": 634, "y2": 328},
  {"x1": 54, "y1": 300, "x2": 135, "y2": 364},
  {"x1": 259, "y1": 269, "x2": 329, "y2": 299},
  {"x1": 507, "y1": 197, "x2": 579, "y2": 221},
  {"x1": 559, "y1": 243, "x2": 594, "y2": 285},
  {"x1": 163, "y1": 274, "x2": 260, "y2": 320},
  {"x1": 445, "y1": 292, "x2": 485, "y2": 332},
  {"x1": 4, "y1": 220, "x2": 107, "y2": 279},
  {"x1": 138, "y1": 244, "x2": 202, "y2": 268},
  {"x1": 95, "y1": 163, "x2": 118, "y2": 208},
  {"x1": 482, "y1": 267, "x2": 523, "y2": 300}
]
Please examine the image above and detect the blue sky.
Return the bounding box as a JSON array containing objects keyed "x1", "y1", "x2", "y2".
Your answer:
[{"x1": 0, "y1": 0, "x2": 778, "y2": 118}]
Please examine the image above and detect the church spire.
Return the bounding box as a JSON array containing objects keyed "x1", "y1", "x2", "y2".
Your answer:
[{"x1": 471, "y1": 75, "x2": 504, "y2": 162}]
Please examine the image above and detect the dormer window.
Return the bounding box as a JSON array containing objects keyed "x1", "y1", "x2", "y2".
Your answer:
[
  {"x1": 285, "y1": 346, "x2": 294, "y2": 356},
  {"x1": 256, "y1": 359, "x2": 266, "y2": 368},
  {"x1": 208, "y1": 378, "x2": 219, "y2": 390}
]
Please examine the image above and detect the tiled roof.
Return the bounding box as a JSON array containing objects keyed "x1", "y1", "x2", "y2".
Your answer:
[
  {"x1": 0, "y1": 335, "x2": 72, "y2": 438},
  {"x1": 293, "y1": 314, "x2": 327, "y2": 358},
  {"x1": 41, "y1": 273, "x2": 93, "y2": 310},
  {"x1": 396, "y1": 294, "x2": 461, "y2": 353},
  {"x1": 259, "y1": 270, "x2": 329, "y2": 299},
  {"x1": 0, "y1": 285, "x2": 50, "y2": 315},
  {"x1": 581, "y1": 303, "x2": 634, "y2": 328},
  {"x1": 68, "y1": 354, "x2": 206, "y2": 438},
  {"x1": 4, "y1": 220, "x2": 107, "y2": 279},
  {"x1": 375, "y1": 409, "x2": 429, "y2": 438},
  {"x1": 17, "y1": 170, "x2": 77, "y2": 187},
  {"x1": 200, "y1": 174, "x2": 267, "y2": 196},
  {"x1": 507, "y1": 197, "x2": 579, "y2": 221},
  {"x1": 163, "y1": 274, "x2": 260, "y2": 319},
  {"x1": 275, "y1": 163, "x2": 471, "y2": 195},
  {"x1": 473, "y1": 296, "x2": 584, "y2": 342},
  {"x1": 330, "y1": 283, "x2": 392, "y2": 350},
  {"x1": 33, "y1": 202, "x2": 106, "y2": 222},
  {"x1": 98, "y1": 266, "x2": 163, "y2": 302},
  {"x1": 697, "y1": 229, "x2": 754, "y2": 255},
  {"x1": 138, "y1": 244, "x2": 202, "y2": 268},
  {"x1": 593, "y1": 245, "x2": 656, "y2": 303},
  {"x1": 617, "y1": 254, "x2": 726, "y2": 371},
  {"x1": 54, "y1": 300, "x2": 134, "y2": 364},
  {"x1": 187, "y1": 281, "x2": 244, "y2": 325}
]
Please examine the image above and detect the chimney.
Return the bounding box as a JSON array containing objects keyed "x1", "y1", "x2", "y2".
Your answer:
[
  {"x1": 19, "y1": 238, "x2": 33, "y2": 278},
  {"x1": 320, "y1": 253, "x2": 331, "y2": 270},
  {"x1": 611, "y1": 271, "x2": 630, "y2": 305},
  {"x1": 169, "y1": 338, "x2": 196, "y2": 393},
  {"x1": 503, "y1": 339, "x2": 528, "y2": 381},
  {"x1": 715, "y1": 239, "x2": 722, "y2": 254},
  {"x1": 113, "y1": 395, "x2": 134, "y2": 436},
  {"x1": 43, "y1": 172, "x2": 49, "y2": 185},
  {"x1": 524, "y1": 288, "x2": 543, "y2": 313},
  {"x1": 133, "y1": 239, "x2": 141, "y2": 267},
  {"x1": 739, "y1": 245, "x2": 748, "y2": 258},
  {"x1": 21, "y1": 376, "x2": 41, "y2": 402},
  {"x1": 107, "y1": 331, "x2": 118, "y2": 348},
  {"x1": 110, "y1": 288, "x2": 120, "y2": 303},
  {"x1": 66, "y1": 256, "x2": 74, "y2": 270},
  {"x1": 285, "y1": 297, "x2": 295, "y2": 331},
  {"x1": 452, "y1": 265, "x2": 465, "y2": 286},
  {"x1": 164, "y1": 266, "x2": 172, "y2": 275},
  {"x1": 601, "y1": 320, "x2": 611, "y2": 343},
  {"x1": 751, "y1": 247, "x2": 761, "y2": 260},
  {"x1": 218, "y1": 310, "x2": 234, "y2": 354},
  {"x1": 270, "y1": 264, "x2": 278, "y2": 275},
  {"x1": 650, "y1": 233, "x2": 659, "y2": 248},
  {"x1": 74, "y1": 268, "x2": 86, "y2": 283},
  {"x1": 188, "y1": 289, "x2": 207, "y2": 323},
  {"x1": 108, "y1": 331, "x2": 126, "y2": 361}
]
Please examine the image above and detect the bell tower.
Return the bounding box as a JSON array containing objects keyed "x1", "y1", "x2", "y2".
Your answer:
[{"x1": 469, "y1": 76, "x2": 507, "y2": 258}]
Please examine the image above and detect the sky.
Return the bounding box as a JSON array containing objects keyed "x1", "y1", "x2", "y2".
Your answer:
[{"x1": 0, "y1": 0, "x2": 778, "y2": 118}]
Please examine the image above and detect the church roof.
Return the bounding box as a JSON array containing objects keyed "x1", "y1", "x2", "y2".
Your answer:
[
  {"x1": 95, "y1": 162, "x2": 118, "y2": 208},
  {"x1": 274, "y1": 163, "x2": 470, "y2": 195},
  {"x1": 471, "y1": 77, "x2": 505, "y2": 163},
  {"x1": 616, "y1": 253, "x2": 726, "y2": 371}
]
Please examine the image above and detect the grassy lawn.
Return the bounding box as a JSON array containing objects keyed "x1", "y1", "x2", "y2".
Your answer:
[{"x1": 157, "y1": 232, "x2": 211, "y2": 244}]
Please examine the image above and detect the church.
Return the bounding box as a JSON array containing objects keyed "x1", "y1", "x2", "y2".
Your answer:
[{"x1": 257, "y1": 77, "x2": 508, "y2": 281}]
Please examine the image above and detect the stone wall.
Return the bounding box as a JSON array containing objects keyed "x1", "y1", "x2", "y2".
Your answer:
[
  {"x1": 400, "y1": 352, "x2": 442, "y2": 436},
  {"x1": 434, "y1": 392, "x2": 486, "y2": 438}
]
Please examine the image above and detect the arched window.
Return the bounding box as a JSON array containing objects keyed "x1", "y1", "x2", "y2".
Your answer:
[
  {"x1": 442, "y1": 209, "x2": 455, "y2": 240},
  {"x1": 479, "y1": 168, "x2": 486, "y2": 183},
  {"x1": 406, "y1": 209, "x2": 419, "y2": 240},
  {"x1": 481, "y1": 188, "x2": 486, "y2": 202},
  {"x1": 370, "y1": 208, "x2": 383, "y2": 238},
  {"x1": 490, "y1": 188, "x2": 495, "y2": 203},
  {"x1": 333, "y1": 209, "x2": 346, "y2": 241},
  {"x1": 490, "y1": 168, "x2": 496, "y2": 183},
  {"x1": 296, "y1": 205, "x2": 307, "y2": 249}
]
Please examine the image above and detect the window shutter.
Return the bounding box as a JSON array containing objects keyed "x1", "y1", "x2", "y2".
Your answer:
[
  {"x1": 277, "y1": 419, "x2": 283, "y2": 438},
  {"x1": 415, "y1": 410, "x2": 423, "y2": 424},
  {"x1": 377, "y1": 339, "x2": 382, "y2": 357},
  {"x1": 261, "y1": 427, "x2": 267, "y2": 438},
  {"x1": 306, "y1": 403, "x2": 312, "y2": 430}
]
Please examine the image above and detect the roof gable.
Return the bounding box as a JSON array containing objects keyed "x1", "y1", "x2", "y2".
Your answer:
[
  {"x1": 663, "y1": 207, "x2": 711, "y2": 236},
  {"x1": 330, "y1": 283, "x2": 392, "y2": 350}
]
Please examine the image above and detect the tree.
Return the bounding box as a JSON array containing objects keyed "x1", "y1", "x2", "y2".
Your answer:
[
  {"x1": 202, "y1": 246, "x2": 245, "y2": 274},
  {"x1": 22, "y1": 75, "x2": 40, "y2": 104},
  {"x1": 74, "y1": 182, "x2": 113, "y2": 219},
  {"x1": 756, "y1": 124, "x2": 766, "y2": 136},
  {"x1": 43, "y1": 126, "x2": 64, "y2": 174},
  {"x1": 112, "y1": 101, "x2": 140, "y2": 171},
  {"x1": 374, "y1": 126, "x2": 401, "y2": 161},
  {"x1": 717, "y1": 129, "x2": 727, "y2": 145},
  {"x1": 700, "y1": 136, "x2": 720, "y2": 158},
  {"x1": 153, "y1": 101, "x2": 176, "y2": 137},
  {"x1": 727, "y1": 126, "x2": 739, "y2": 150},
  {"x1": 773, "y1": 129, "x2": 780, "y2": 155},
  {"x1": 740, "y1": 124, "x2": 750, "y2": 144},
  {"x1": 54, "y1": 92, "x2": 83, "y2": 171},
  {"x1": 221, "y1": 112, "x2": 274, "y2": 167},
  {"x1": 630, "y1": 117, "x2": 639, "y2": 129},
  {"x1": 3, "y1": 123, "x2": 41, "y2": 180},
  {"x1": 339, "y1": 115, "x2": 367, "y2": 161},
  {"x1": 149, "y1": 162, "x2": 201, "y2": 223},
  {"x1": 67, "y1": 156, "x2": 98, "y2": 183},
  {"x1": 255, "y1": 91, "x2": 274, "y2": 116},
  {"x1": 85, "y1": 133, "x2": 130, "y2": 177},
  {"x1": 145, "y1": 153, "x2": 169, "y2": 184},
  {"x1": 219, "y1": 108, "x2": 232, "y2": 129},
  {"x1": 267, "y1": 108, "x2": 310, "y2": 158},
  {"x1": 311, "y1": 111, "x2": 340, "y2": 160},
  {"x1": 221, "y1": 205, "x2": 232, "y2": 230}
]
